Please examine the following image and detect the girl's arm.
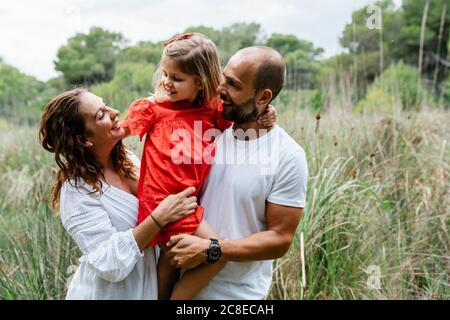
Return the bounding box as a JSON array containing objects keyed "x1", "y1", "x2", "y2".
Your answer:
[
  {"x1": 133, "y1": 187, "x2": 198, "y2": 251},
  {"x1": 168, "y1": 219, "x2": 225, "y2": 300},
  {"x1": 121, "y1": 98, "x2": 156, "y2": 141},
  {"x1": 257, "y1": 104, "x2": 277, "y2": 128}
]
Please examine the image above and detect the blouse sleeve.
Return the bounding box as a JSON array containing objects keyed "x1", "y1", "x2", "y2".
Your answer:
[
  {"x1": 121, "y1": 98, "x2": 156, "y2": 141},
  {"x1": 60, "y1": 183, "x2": 143, "y2": 283},
  {"x1": 125, "y1": 149, "x2": 141, "y2": 169},
  {"x1": 213, "y1": 99, "x2": 233, "y2": 132}
]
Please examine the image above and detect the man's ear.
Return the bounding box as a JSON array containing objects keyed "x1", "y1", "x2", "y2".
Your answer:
[{"x1": 255, "y1": 89, "x2": 273, "y2": 109}]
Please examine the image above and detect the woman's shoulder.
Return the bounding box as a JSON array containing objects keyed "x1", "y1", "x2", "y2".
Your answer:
[
  {"x1": 61, "y1": 178, "x2": 92, "y2": 195},
  {"x1": 60, "y1": 179, "x2": 102, "y2": 204},
  {"x1": 125, "y1": 149, "x2": 141, "y2": 169},
  {"x1": 60, "y1": 150, "x2": 139, "y2": 198},
  {"x1": 59, "y1": 179, "x2": 104, "y2": 221}
]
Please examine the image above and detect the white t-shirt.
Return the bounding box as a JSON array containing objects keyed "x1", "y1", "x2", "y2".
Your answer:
[{"x1": 195, "y1": 125, "x2": 308, "y2": 300}]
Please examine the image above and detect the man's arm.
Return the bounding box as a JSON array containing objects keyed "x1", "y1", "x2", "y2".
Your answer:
[
  {"x1": 221, "y1": 202, "x2": 302, "y2": 261},
  {"x1": 165, "y1": 202, "x2": 303, "y2": 269}
]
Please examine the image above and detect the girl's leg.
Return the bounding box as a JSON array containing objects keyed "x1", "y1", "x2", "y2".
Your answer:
[
  {"x1": 169, "y1": 220, "x2": 226, "y2": 300},
  {"x1": 157, "y1": 245, "x2": 180, "y2": 300}
]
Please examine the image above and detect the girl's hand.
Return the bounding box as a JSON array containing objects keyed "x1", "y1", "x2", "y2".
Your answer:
[
  {"x1": 257, "y1": 105, "x2": 277, "y2": 128},
  {"x1": 117, "y1": 121, "x2": 131, "y2": 139},
  {"x1": 152, "y1": 187, "x2": 198, "y2": 227}
]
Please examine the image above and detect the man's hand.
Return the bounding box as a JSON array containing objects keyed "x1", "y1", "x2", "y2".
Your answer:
[{"x1": 165, "y1": 234, "x2": 210, "y2": 270}]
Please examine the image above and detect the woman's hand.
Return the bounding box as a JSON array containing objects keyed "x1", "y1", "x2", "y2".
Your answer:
[
  {"x1": 257, "y1": 105, "x2": 277, "y2": 128},
  {"x1": 152, "y1": 186, "x2": 198, "y2": 227}
]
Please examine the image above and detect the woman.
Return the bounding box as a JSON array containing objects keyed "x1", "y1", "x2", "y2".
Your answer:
[{"x1": 39, "y1": 88, "x2": 198, "y2": 299}]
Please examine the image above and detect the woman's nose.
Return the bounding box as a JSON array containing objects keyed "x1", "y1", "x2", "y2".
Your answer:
[{"x1": 110, "y1": 108, "x2": 119, "y2": 119}]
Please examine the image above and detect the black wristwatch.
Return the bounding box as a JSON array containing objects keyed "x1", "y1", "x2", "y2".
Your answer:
[{"x1": 205, "y1": 238, "x2": 222, "y2": 264}]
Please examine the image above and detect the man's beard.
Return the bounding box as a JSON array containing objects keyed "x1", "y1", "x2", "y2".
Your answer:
[{"x1": 221, "y1": 95, "x2": 259, "y2": 124}]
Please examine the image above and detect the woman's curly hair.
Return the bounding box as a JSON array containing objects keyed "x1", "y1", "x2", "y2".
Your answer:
[{"x1": 39, "y1": 88, "x2": 137, "y2": 213}]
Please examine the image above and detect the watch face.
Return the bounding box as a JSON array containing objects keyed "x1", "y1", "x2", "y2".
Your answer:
[{"x1": 208, "y1": 246, "x2": 221, "y2": 262}]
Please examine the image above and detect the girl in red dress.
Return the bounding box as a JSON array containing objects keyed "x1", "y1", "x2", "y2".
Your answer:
[{"x1": 120, "y1": 33, "x2": 275, "y2": 299}]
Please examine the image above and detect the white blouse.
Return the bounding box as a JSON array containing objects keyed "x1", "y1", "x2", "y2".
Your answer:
[{"x1": 59, "y1": 152, "x2": 158, "y2": 300}]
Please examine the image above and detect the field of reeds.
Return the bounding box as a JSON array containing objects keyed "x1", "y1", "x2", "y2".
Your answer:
[{"x1": 0, "y1": 101, "x2": 448, "y2": 300}]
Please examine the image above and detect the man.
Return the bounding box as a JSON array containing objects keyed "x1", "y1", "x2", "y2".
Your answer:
[{"x1": 166, "y1": 46, "x2": 308, "y2": 299}]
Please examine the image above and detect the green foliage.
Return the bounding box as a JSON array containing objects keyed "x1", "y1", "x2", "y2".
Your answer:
[
  {"x1": 396, "y1": 0, "x2": 450, "y2": 95},
  {"x1": 268, "y1": 34, "x2": 324, "y2": 89},
  {"x1": 90, "y1": 62, "x2": 155, "y2": 112},
  {"x1": 340, "y1": 0, "x2": 400, "y2": 52},
  {"x1": 0, "y1": 63, "x2": 58, "y2": 124},
  {"x1": 274, "y1": 89, "x2": 324, "y2": 114},
  {"x1": 355, "y1": 62, "x2": 425, "y2": 113},
  {"x1": 185, "y1": 23, "x2": 263, "y2": 65},
  {"x1": 269, "y1": 105, "x2": 449, "y2": 300},
  {"x1": 0, "y1": 63, "x2": 43, "y2": 107},
  {"x1": 339, "y1": 1, "x2": 402, "y2": 89},
  {"x1": 337, "y1": 0, "x2": 450, "y2": 100},
  {"x1": 354, "y1": 87, "x2": 397, "y2": 114},
  {"x1": 399, "y1": 0, "x2": 450, "y2": 68},
  {"x1": 443, "y1": 77, "x2": 450, "y2": 108},
  {"x1": 116, "y1": 42, "x2": 162, "y2": 66},
  {"x1": 55, "y1": 27, "x2": 126, "y2": 85},
  {"x1": 267, "y1": 34, "x2": 324, "y2": 57},
  {"x1": 0, "y1": 204, "x2": 78, "y2": 299}
]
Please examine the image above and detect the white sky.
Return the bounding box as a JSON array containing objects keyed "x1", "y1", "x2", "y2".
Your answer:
[{"x1": 0, "y1": 0, "x2": 402, "y2": 81}]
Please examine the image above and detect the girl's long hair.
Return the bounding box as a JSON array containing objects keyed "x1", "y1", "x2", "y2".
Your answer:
[
  {"x1": 154, "y1": 33, "x2": 222, "y2": 107},
  {"x1": 39, "y1": 88, "x2": 137, "y2": 213}
]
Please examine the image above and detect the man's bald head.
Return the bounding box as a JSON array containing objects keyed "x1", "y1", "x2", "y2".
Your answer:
[{"x1": 231, "y1": 46, "x2": 286, "y2": 103}]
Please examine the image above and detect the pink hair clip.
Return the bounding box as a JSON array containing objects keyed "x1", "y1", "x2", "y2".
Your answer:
[{"x1": 164, "y1": 33, "x2": 193, "y2": 47}]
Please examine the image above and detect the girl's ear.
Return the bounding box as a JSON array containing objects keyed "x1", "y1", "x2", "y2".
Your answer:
[{"x1": 195, "y1": 77, "x2": 203, "y2": 90}]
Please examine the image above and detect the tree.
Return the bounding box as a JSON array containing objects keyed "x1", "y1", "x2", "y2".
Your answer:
[
  {"x1": 267, "y1": 34, "x2": 324, "y2": 89},
  {"x1": 90, "y1": 62, "x2": 156, "y2": 112},
  {"x1": 267, "y1": 34, "x2": 323, "y2": 57},
  {"x1": 398, "y1": 0, "x2": 450, "y2": 91},
  {"x1": 185, "y1": 23, "x2": 263, "y2": 65},
  {"x1": 116, "y1": 41, "x2": 162, "y2": 66},
  {"x1": 339, "y1": 0, "x2": 402, "y2": 86},
  {"x1": 0, "y1": 62, "x2": 53, "y2": 124},
  {"x1": 355, "y1": 61, "x2": 426, "y2": 113},
  {"x1": 55, "y1": 27, "x2": 126, "y2": 85}
]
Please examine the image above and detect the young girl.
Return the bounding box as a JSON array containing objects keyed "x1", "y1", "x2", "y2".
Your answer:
[{"x1": 119, "y1": 33, "x2": 276, "y2": 299}]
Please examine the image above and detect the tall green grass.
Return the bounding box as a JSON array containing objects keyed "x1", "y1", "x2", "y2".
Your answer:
[
  {"x1": 0, "y1": 105, "x2": 448, "y2": 299},
  {"x1": 269, "y1": 107, "x2": 449, "y2": 299}
]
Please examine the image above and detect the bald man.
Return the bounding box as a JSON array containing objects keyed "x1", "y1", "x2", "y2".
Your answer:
[{"x1": 166, "y1": 46, "x2": 308, "y2": 300}]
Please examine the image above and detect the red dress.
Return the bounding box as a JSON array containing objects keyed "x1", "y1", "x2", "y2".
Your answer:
[{"x1": 121, "y1": 97, "x2": 232, "y2": 246}]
